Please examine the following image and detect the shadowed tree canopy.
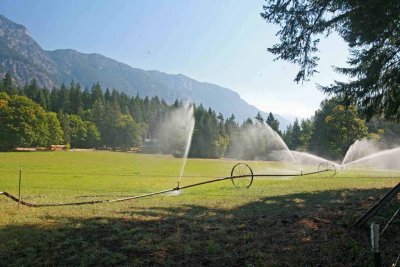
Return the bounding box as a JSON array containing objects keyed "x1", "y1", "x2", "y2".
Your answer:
[
  {"x1": 310, "y1": 97, "x2": 368, "y2": 159},
  {"x1": 261, "y1": 0, "x2": 400, "y2": 120}
]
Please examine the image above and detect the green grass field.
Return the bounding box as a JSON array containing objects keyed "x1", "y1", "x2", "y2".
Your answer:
[{"x1": 1, "y1": 151, "x2": 399, "y2": 266}]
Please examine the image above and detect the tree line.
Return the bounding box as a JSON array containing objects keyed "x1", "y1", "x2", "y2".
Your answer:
[
  {"x1": 0, "y1": 73, "x2": 281, "y2": 158},
  {"x1": 282, "y1": 98, "x2": 400, "y2": 160},
  {"x1": 1, "y1": 73, "x2": 397, "y2": 159}
]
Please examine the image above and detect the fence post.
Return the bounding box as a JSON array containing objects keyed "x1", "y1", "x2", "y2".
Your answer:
[
  {"x1": 18, "y1": 164, "x2": 22, "y2": 209},
  {"x1": 371, "y1": 223, "x2": 381, "y2": 267}
]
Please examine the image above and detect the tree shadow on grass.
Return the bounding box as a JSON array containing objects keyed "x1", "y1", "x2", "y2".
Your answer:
[{"x1": 0, "y1": 188, "x2": 399, "y2": 266}]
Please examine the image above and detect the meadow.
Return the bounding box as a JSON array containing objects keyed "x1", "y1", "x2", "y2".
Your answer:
[{"x1": 0, "y1": 151, "x2": 399, "y2": 266}]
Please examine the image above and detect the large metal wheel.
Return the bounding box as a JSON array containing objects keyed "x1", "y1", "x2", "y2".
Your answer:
[
  {"x1": 318, "y1": 162, "x2": 337, "y2": 177},
  {"x1": 230, "y1": 163, "x2": 254, "y2": 188}
]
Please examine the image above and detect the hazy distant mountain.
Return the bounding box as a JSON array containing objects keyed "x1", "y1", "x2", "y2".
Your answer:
[
  {"x1": 0, "y1": 14, "x2": 289, "y2": 127},
  {"x1": 0, "y1": 14, "x2": 59, "y2": 88}
]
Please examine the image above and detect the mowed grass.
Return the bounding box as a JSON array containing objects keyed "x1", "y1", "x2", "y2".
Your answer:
[{"x1": 0, "y1": 151, "x2": 399, "y2": 266}]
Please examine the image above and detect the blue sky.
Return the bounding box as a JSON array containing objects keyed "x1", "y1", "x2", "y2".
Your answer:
[{"x1": 0, "y1": 0, "x2": 349, "y2": 120}]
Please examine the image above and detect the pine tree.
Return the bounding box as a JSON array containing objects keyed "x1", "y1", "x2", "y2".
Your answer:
[
  {"x1": 266, "y1": 112, "x2": 281, "y2": 135},
  {"x1": 261, "y1": 0, "x2": 400, "y2": 120},
  {"x1": 1, "y1": 73, "x2": 15, "y2": 95},
  {"x1": 291, "y1": 119, "x2": 302, "y2": 150},
  {"x1": 255, "y1": 112, "x2": 264, "y2": 124},
  {"x1": 70, "y1": 82, "x2": 83, "y2": 114},
  {"x1": 91, "y1": 83, "x2": 104, "y2": 104}
]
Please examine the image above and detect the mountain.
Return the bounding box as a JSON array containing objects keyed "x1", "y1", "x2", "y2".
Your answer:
[{"x1": 0, "y1": 14, "x2": 289, "y2": 128}]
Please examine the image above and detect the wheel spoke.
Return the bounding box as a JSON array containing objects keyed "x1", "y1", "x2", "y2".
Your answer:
[
  {"x1": 230, "y1": 163, "x2": 254, "y2": 188},
  {"x1": 318, "y1": 162, "x2": 337, "y2": 177}
]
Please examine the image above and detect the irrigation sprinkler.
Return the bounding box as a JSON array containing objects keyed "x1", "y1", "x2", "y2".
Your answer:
[
  {"x1": 231, "y1": 163, "x2": 254, "y2": 188},
  {"x1": 318, "y1": 162, "x2": 337, "y2": 177},
  {"x1": 0, "y1": 162, "x2": 335, "y2": 208}
]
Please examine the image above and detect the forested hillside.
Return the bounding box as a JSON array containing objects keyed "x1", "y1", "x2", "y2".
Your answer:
[
  {"x1": 0, "y1": 73, "x2": 276, "y2": 158},
  {"x1": 1, "y1": 73, "x2": 397, "y2": 160}
]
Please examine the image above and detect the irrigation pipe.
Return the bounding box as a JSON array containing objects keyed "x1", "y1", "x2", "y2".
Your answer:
[
  {"x1": 380, "y1": 206, "x2": 400, "y2": 235},
  {"x1": 0, "y1": 164, "x2": 332, "y2": 208}
]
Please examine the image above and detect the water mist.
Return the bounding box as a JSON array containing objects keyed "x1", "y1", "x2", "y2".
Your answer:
[{"x1": 155, "y1": 104, "x2": 195, "y2": 188}]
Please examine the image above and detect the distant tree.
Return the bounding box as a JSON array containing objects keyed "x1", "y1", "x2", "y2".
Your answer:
[
  {"x1": 0, "y1": 94, "x2": 49, "y2": 150},
  {"x1": 217, "y1": 113, "x2": 225, "y2": 135},
  {"x1": 85, "y1": 121, "x2": 101, "y2": 148},
  {"x1": 41, "y1": 88, "x2": 51, "y2": 111},
  {"x1": 173, "y1": 99, "x2": 181, "y2": 108},
  {"x1": 65, "y1": 116, "x2": 101, "y2": 148},
  {"x1": 225, "y1": 114, "x2": 238, "y2": 137},
  {"x1": 1, "y1": 73, "x2": 16, "y2": 95},
  {"x1": 129, "y1": 95, "x2": 144, "y2": 123},
  {"x1": 284, "y1": 119, "x2": 302, "y2": 150},
  {"x1": 110, "y1": 89, "x2": 120, "y2": 105},
  {"x1": 68, "y1": 115, "x2": 88, "y2": 148},
  {"x1": 81, "y1": 88, "x2": 92, "y2": 110},
  {"x1": 91, "y1": 83, "x2": 104, "y2": 104},
  {"x1": 311, "y1": 98, "x2": 368, "y2": 159},
  {"x1": 115, "y1": 114, "x2": 141, "y2": 150},
  {"x1": 367, "y1": 117, "x2": 400, "y2": 146},
  {"x1": 44, "y1": 112, "x2": 64, "y2": 145},
  {"x1": 104, "y1": 88, "x2": 111, "y2": 103},
  {"x1": 58, "y1": 112, "x2": 71, "y2": 145},
  {"x1": 190, "y1": 105, "x2": 222, "y2": 158},
  {"x1": 243, "y1": 118, "x2": 253, "y2": 126},
  {"x1": 261, "y1": 0, "x2": 400, "y2": 120},
  {"x1": 284, "y1": 124, "x2": 293, "y2": 149},
  {"x1": 35, "y1": 89, "x2": 47, "y2": 110},
  {"x1": 50, "y1": 88, "x2": 60, "y2": 112},
  {"x1": 291, "y1": 119, "x2": 302, "y2": 150},
  {"x1": 23, "y1": 79, "x2": 39, "y2": 101},
  {"x1": 299, "y1": 118, "x2": 314, "y2": 151},
  {"x1": 101, "y1": 101, "x2": 121, "y2": 148},
  {"x1": 70, "y1": 82, "x2": 83, "y2": 114},
  {"x1": 266, "y1": 112, "x2": 281, "y2": 135},
  {"x1": 59, "y1": 84, "x2": 71, "y2": 113},
  {"x1": 92, "y1": 100, "x2": 105, "y2": 127},
  {"x1": 255, "y1": 112, "x2": 264, "y2": 124}
]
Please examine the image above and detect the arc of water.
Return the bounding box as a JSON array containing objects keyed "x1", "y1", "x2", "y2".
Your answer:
[
  {"x1": 342, "y1": 141, "x2": 357, "y2": 165},
  {"x1": 343, "y1": 147, "x2": 400, "y2": 167},
  {"x1": 290, "y1": 150, "x2": 339, "y2": 167},
  {"x1": 178, "y1": 117, "x2": 195, "y2": 186}
]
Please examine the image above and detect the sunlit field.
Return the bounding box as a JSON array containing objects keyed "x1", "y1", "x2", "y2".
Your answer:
[{"x1": 1, "y1": 151, "x2": 399, "y2": 266}]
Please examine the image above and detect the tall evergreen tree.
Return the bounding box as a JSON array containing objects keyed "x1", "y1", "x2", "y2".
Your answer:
[
  {"x1": 261, "y1": 0, "x2": 400, "y2": 120},
  {"x1": 225, "y1": 114, "x2": 238, "y2": 137},
  {"x1": 70, "y1": 82, "x2": 83, "y2": 114},
  {"x1": 255, "y1": 112, "x2": 264, "y2": 124},
  {"x1": 299, "y1": 118, "x2": 313, "y2": 151},
  {"x1": 266, "y1": 112, "x2": 281, "y2": 135},
  {"x1": 59, "y1": 84, "x2": 71, "y2": 113},
  {"x1": 291, "y1": 119, "x2": 302, "y2": 150},
  {"x1": 24, "y1": 79, "x2": 39, "y2": 100},
  {"x1": 1, "y1": 73, "x2": 15, "y2": 95},
  {"x1": 81, "y1": 88, "x2": 92, "y2": 110},
  {"x1": 91, "y1": 83, "x2": 104, "y2": 104}
]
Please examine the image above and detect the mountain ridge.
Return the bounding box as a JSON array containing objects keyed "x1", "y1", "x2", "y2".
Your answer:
[{"x1": 0, "y1": 14, "x2": 289, "y2": 128}]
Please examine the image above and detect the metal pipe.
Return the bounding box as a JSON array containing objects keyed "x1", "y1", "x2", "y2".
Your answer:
[
  {"x1": 252, "y1": 169, "x2": 327, "y2": 177},
  {"x1": 0, "y1": 169, "x2": 329, "y2": 207}
]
